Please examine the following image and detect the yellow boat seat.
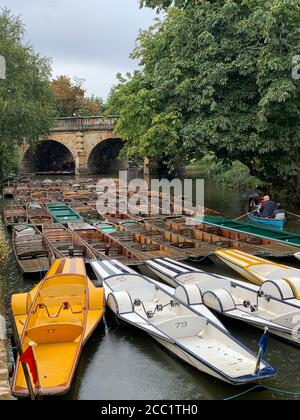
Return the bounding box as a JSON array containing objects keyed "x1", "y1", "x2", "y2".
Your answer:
[
  {"x1": 39, "y1": 284, "x2": 85, "y2": 299},
  {"x1": 25, "y1": 323, "x2": 83, "y2": 344}
]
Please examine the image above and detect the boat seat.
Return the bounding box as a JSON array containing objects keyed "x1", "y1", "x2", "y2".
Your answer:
[
  {"x1": 203, "y1": 289, "x2": 236, "y2": 313},
  {"x1": 260, "y1": 279, "x2": 295, "y2": 300},
  {"x1": 25, "y1": 323, "x2": 83, "y2": 344},
  {"x1": 175, "y1": 284, "x2": 203, "y2": 305},
  {"x1": 39, "y1": 285, "x2": 85, "y2": 307},
  {"x1": 156, "y1": 316, "x2": 207, "y2": 339},
  {"x1": 107, "y1": 291, "x2": 133, "y2": 315}
]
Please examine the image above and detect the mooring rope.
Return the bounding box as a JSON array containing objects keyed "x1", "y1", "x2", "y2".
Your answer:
[{"x1": 223, "y1": 385, "x2": 300, "y2": 401}]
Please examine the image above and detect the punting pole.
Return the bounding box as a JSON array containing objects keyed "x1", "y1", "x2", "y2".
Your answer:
[
  {"x1": 286, "y1": 211, "x2": 300, "y2": 219},
  {"x1": 10, "y1": 315, "x2": 36, "y2": 400},
  {"x1": 234, "y1": 209, "x2": 257, "y2": 221}
]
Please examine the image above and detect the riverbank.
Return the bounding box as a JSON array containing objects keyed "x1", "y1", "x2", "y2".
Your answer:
[{"x1": 0, "y1": 311, "x2": 10, "y2": 400}]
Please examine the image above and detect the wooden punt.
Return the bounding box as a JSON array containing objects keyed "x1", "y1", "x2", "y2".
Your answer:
[
  {"x1": 2, "y1": 186, "x2": 15, "y2": 199},
  {"x1": 163, "y1": 217, "x2": 296, "y2": 259},
  {"x1": 69, "y1": 202, "x2": 93, "y2": 216},
  {"x1": 13, "y1": 225, "x2": 54, "y2": 275},
  {"x1": 69, "y1": 222, "x2": 143, "y2": 266},
  {"x1": 63, "y1": 190, "x2": 92, "y2": 202},
  {"x1": 106, "y1": 228, "x2": 185, "y2": 260},
  {"x1": 42, "y1": 223, "x2": 96, "y2": 261},
  {"x1": 138, "y1": 221, "x2": 223, "y2": 259},
  {"x1": 117, "y1": 222, "x2": 206, "y2": 260},
  {"x1": 4, "y1": 205, "x2": 28, "y2": 228},
  {"x1": 11, "y1": 257, "x2": 104, "y2": 397},
  {"x1": 191, "y1": 216, "x2": 300, "y2": 257},
  {"x1": 27, "y1": 202, "x2": 52, "y2": 226}
]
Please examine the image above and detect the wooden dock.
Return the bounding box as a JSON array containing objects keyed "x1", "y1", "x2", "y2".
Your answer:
[{"x1": 0, "y1": 314, "x2": 10, "y2": 400}]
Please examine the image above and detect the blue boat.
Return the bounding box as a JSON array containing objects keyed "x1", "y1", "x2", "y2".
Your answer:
[{"x1": 248, "y1": 214, "x2": 287, "y2": 230}]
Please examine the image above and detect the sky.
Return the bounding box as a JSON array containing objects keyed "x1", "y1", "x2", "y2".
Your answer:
[{"x1": 4, "y1": 0, "x2": 157, "y2": 99}]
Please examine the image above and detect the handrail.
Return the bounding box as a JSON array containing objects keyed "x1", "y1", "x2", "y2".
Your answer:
[{"x1": 52, "y1": 115, "x2": 119, "y2": 132}]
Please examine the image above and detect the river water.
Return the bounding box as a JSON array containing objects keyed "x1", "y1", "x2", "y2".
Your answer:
[{"x1": 1, "y1": 173, "x2": 300, "y2": 400}]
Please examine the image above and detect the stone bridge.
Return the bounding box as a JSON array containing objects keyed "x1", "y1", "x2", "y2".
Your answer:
[{"x1": 21, "y1": 116, "x2": 128, "y2": 175}]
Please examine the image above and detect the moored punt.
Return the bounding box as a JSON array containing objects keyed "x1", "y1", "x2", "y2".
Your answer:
[
  {"x1": 13, "y1": 225, "x2": 54, "y2": 275},
  {"x1": 214, "y1": 249, "x2": 300, "y2": 295},
  {"x1": 105, "y1": 213, "x2": 133, "y2": 225},
  {"x1": 4, "y1": 205, "x2": 28, "y2": 228},
  {"x1": 2, "y1": 186, "x2": 15, "y2": 199},
  {"x1": 91, "y1": 259, "x2": 277, "y2": 385},
  {"x1": 144, "y1": 258, "x2": 300, "y2": 346},
  {"x1": 248, "y1": 214, "x2": 287, "y2": 230},
  {"x1": 69, "y1": 222, "x2": 143, "y2": 266},
  {"x1": 113, "y1": 219, "x2": 201, "y2": 259},
  {"x1": 165, "y1": 217, "x2": 294, "y2": 258},
  {"x1": 118, "y1": 224, "x2": 209, "y2": 260},
  {"x1": 191, "y1": 216, "x2": 300, "y2": 257},
  {"x1": 27, "y1": 202, "x2": 52, "y2": 226},
  {"x1": 42, "y1": 223, "x2": 95, "y2": 260},
  {"x1": 106, "y1": 229, "x2": 185, "y2": 260},
  {"x1": 46, "y1": 203, "x2": 83, "y2": 225},
  {"x1": 11, "y1": 257, "x2": 105, "y2": 397},
  {"x1": 69, "y1": 202, "x2": 93, "y2": 216}
]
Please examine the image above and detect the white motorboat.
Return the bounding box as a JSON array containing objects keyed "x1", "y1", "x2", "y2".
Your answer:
[
  {"x1": 91, "y1": 259, "x2": 276, "y2": 385},
  {"x1": 145, "y1": 258, "x2": 300, "y2": 345}
]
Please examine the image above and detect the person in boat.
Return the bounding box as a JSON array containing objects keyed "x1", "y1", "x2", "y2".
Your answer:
[{"x1": 256, "y1": 195, "x2": 276, "y2": 219}]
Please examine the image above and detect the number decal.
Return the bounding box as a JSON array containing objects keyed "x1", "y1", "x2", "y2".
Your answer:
[{"x1": 175, "y1": 321, "x2": 188, "y2": 329}]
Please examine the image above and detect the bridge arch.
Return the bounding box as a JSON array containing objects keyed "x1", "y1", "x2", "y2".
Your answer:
[
  {"x1": 22, "y1": 139, "x2": 76, "y2": 174},
  {"x1": 87, "y1": 138, "x2": 126, "y2": 174}
]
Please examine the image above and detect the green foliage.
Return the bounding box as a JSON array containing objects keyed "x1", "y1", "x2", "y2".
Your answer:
[
  {"x1": 0, "y1": 8, "x2": 57, "y2": 178},
  {"x1": 187, "y1": 156, "x2": 262, "y2": 189},
  {"x1": 140, "y1": 0, "x2": 193, "y2": 11},
  {"x1": 108, "y1": 0, "x2": 300, "y2": 196}
]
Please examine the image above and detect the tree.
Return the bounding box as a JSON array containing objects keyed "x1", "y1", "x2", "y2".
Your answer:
[
  {"x1": 81, "y1": 95, "x2": 104, "y2": 116},
  {"x1": 140, "y1": 0, "x2": 193, "y2": 11},
  {"x1": 0, "y1": 8, "x2": 57, "y2": 178},
  {"x1": 108, "y1": 1, "x2": 300, "y2": 199},
  {"x1": 51, "y1": 76, "x2": 103, "y2": 117}
]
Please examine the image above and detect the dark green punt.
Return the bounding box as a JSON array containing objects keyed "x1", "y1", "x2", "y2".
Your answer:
[
  {"x1": 46, "y1": 203, "x2": 83, "y2": 224},
  {"x1": 193, "y1": 215, "x2": 300, "y2": 248}
]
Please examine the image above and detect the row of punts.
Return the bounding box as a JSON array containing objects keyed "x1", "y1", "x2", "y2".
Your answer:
[
  {"x1": 4, "y1": 200, "x2": 300, "y2": 278},
  {"x1": 3, "y1": 178, "x2": 300, "y2": 398}
]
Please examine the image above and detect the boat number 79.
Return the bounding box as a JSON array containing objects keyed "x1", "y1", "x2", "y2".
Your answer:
[{"x1": 175, "y1": 321, "x2": 188, "y2": 329}]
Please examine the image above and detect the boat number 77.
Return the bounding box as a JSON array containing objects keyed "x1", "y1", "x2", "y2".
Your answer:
[{"x1": 175, "y1": 321, "x2": 188, "y2": 329}]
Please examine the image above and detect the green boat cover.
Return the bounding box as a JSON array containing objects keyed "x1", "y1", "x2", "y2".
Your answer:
[{"x1": 193, "y1": 215, "x2": 300, "y2": 247}]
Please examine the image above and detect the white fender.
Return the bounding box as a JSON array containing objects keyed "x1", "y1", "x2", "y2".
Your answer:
[
  {"x1": 203, "y1": 289, "x2": 236, "y2": 313},
  {"x1": 107, "y1": 291, "x2": 133, "y2": 315},
  {"x1": 175, "y1": 284, "x2": 202, "y2": 305}
]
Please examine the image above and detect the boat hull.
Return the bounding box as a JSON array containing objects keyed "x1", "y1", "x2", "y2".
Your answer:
[
  {"x1": 151, "y1": 336, "x2": 274, "y2": 385},
  {"x1": 248, "y1": 215, "x2": 286, "y2": 230}
]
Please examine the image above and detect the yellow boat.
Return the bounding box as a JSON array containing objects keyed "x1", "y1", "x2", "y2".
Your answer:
[
  {"x1": 214, "y1": 249, "x2": 300, "y2": 298},
  {"x1": 11, "y1": 257, "x2": 104, "y2": 397}
]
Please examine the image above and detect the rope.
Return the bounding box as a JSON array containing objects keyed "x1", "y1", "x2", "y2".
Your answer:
[{"x1": 223, "y1": 385, "x2": 300, "y2": 401}]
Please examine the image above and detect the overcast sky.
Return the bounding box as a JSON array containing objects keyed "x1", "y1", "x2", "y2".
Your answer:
[{"x1": 4, "y1": 0, "x2": 157, "y2": 99}]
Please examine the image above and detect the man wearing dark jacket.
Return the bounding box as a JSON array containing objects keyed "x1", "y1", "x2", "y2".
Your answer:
[{"x1": 258, "y1": 196, "x2": 276, "y2": 218}]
